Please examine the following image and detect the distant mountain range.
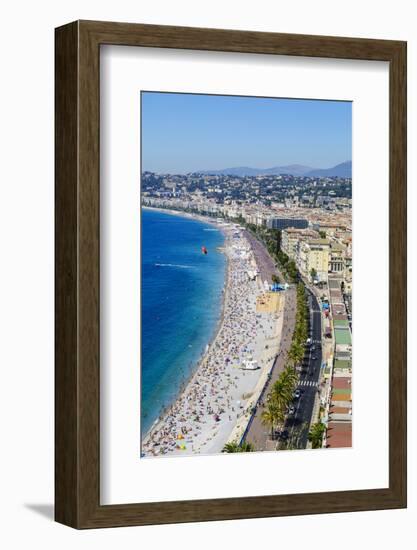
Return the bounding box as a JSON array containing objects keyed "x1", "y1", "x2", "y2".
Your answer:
[{"x1": 196, "y1": 161, "x2": 351, "y2": 178}]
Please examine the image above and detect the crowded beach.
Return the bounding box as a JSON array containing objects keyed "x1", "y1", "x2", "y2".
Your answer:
[{"x1": 141, "y1": 223, "x2": 284, "y2": 457}]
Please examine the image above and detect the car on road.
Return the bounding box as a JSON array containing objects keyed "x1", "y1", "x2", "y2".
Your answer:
[
  {"x1": 287, "y1": 405, "x2": 296, "y2": 415},
  {"x1": 293, "y1": 389, "x2": 301, "y2": 399},
  {"x1": 312, "y1": 355, "x2": 317, "y2": 360}
]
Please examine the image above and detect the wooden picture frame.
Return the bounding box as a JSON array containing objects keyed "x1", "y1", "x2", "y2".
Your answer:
[{"x1": 55, "y1": 20, "x2": 407, "y2": 528}]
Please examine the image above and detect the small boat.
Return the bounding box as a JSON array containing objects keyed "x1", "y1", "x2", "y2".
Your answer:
[{"x1": 201, "y1": 246, "x2": 208, "y2": 255}]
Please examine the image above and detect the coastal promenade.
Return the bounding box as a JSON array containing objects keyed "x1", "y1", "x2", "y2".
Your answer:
[
  {"x1": 242, "y1": 232, "x2": 323, "y2": 451},
  {"x1": 241, "y1": 232, "x2": 297, "y2": 450},
  {"x1": 243, "y1": 229, "x2": 284, "y2": 284},
  {"x1": 244, "y1": 284, "x2": 322, "y2": 451},
  {"x1": 244, "y1": 285, "x2": 296, "y2": 450}
]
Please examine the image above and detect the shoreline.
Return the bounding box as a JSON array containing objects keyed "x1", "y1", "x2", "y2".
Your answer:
[
  {"x1": 141, "y1": 206, "x2": 230, "y2": 439},
  {"x1": 141, "y1": 206, "x2": 284, "y2": 457},
  {"x1": 142, "y1": 205, "x2": 222, "y2": 229}
]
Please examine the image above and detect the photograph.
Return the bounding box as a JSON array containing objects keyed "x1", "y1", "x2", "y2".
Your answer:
[
  {"x1": 0, "y1": 0, "x2": 410, "y2": 539},
  {"x1": 140, "y1": 92, "x2": 352, "y2": 457}
]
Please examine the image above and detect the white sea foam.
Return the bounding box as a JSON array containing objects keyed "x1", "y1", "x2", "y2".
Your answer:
[{"x1": 154, "y1": 263, "x2": 194, "y2": 269}]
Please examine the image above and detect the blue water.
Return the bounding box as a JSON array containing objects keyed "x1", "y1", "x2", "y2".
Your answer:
[{"x1": 141, "y1": 209, "x2": 226, "y2": 436}]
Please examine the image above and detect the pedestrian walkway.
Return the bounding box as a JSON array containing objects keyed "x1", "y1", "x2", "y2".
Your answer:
[{"x1": 298, "y1": 380, "x2": 318, "y2": 387}]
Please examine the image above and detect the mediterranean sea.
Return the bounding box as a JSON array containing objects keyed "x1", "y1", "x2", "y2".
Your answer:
[{"x1": 141, "y1": 209, "x2": 226, "y2": 436}]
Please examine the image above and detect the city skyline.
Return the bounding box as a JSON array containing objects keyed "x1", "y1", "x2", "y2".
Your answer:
[{"x1": 141, "y1": 92, "x2": 352, "y2": 174}]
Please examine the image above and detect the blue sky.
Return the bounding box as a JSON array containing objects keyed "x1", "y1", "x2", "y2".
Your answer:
[{"x1": 141, "y1": 92, "x2": 352, "y2": 174}]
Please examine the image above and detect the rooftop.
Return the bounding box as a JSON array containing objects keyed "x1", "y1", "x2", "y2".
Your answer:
[
  {"x1": 307, "y1": 239, "x2": 330, "y2": 246},
  {"x1": 334, "y1": 319, "x2": 350, "y2": 328},
  {"x1": 326, "y1": 422, "x2": 352, "y2": 448},
  {"x1": 334, "y1": 359, "x2": 352, "y2": 371},
  {"x1": 334, "y1": 328, "x2": 352, "y2": 346}
]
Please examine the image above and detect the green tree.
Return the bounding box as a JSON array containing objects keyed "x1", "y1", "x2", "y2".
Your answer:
[
  {"x1": 274, "y1": 229, "x2": 282, "y2": 254},
  {"x1": 319, "y1": 230, "x2": 326, "y2": 239},
  {"x1": 287, "y1": 260, "x2": 298, "y2": 282},
  {"x1": 222, "y1": 441, "x2": 255, "y2": 453},
  {"x1": 308, "y1": 422, "x2": 326, "y2": 449},
  {"x1": 280, "y1": 365, "x2": 298, "y2": 393},
  {"x1": 270, "y1": 376, "x2": 293, "y2": 414},
  {"x1": 261, "y1": 402, "x2": 281, "y2": 440},
  {"x1": 288, "y1": 341, "x2": 304, "y2": 366},
  {"x1": 310, "y1": 267, "x2": 317, "y2": 281},
  {"x1": 240, "y1": 441, "x2": 255, "y2": 452},
  {"x1": 222, "y1": 442, "x2": 240, "y2": 453}
]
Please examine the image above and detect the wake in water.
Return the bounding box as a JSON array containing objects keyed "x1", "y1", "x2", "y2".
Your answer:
[
  {"x1": 142, "y1": 209, "x2": 226, "y2": 436},
  {"x1": 154, "y1": 263, "x2": 194, "y2": 269}
]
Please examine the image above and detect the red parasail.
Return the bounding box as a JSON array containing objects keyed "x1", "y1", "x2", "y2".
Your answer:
[{"x1": 201, "y1": 246, "x2": 208, "y2": 255}]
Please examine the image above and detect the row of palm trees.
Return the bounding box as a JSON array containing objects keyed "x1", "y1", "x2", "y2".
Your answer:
[
  {"x1": 260, "y1": 365, "x2": 299, "y2": 440},
  {"x1": 287, "y1": 283, "x2": 309, "y2": 369},
  {"x1": 224, "y1": 280, "x2": 328, "y2": 451},
  {"x1": 260, "y1": 284, "x2": 310, "y2": 440},
  {"x1": 293, "y1": 286, "x2": 326, "y2": 449},
  {"x1": 222, "y1": 362, "x2": 300, "y2": 451},
  {"x1": 222, "y1": 284, "x2": 313, "y2": 451}
]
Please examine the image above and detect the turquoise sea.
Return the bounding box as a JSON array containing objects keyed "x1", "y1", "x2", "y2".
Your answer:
[{"x1": 141, "y1": 209, "x2": 226, "y2": 436}]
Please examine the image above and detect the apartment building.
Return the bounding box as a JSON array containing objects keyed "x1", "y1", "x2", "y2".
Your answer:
[
  {"x1": 298, "y1": 239, "x2": 330, "y2": 281},
  {"x1": 281, "y1": 228, "x2": 318, "y2": 259},
  {"x1": 266, "y1": 217, "x2": 308, "y2": 230},
  {"x1": 329, "y1": 243, "x2": 345, "y2": 273}
]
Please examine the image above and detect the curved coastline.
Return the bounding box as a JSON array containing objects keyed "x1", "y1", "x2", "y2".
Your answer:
[
  {"x1": 141, "y1": 208, "x2": 285, "y2": 458},
  {"x1": 141, "y1": 207, "x2": 229, "y2": 439},
  {"x1": 142, "y1": 205, "x2": 222, "y2": 228}
]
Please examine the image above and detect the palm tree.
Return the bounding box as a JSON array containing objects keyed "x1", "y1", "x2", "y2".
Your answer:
[
  {"x1": 308, "y1": 422, "x2": 326, "y2": 449},
  {"x1": 222, "y1": 442, "x2": 240, "y2": 453},
  {"x1": 288, "y1": 341, "x2": 304, "y2": 366},
  {"x1": 287, "y1": 345, "x2": 298, "y2": 365},
  {"x1": 222, "y1": 441, "x2": 255, "y2": 453},
  {"x1": 240, "y1": 441, "x2": 255, "y2": 452},
  {"x1": 270, "y1": 378, "x2": 292, "y2": 413},
  {"x1": 261, "y1": 403, "x2": 280, "y2": 440},
  {"x1": 281, "y1": 365, "x2": 298, "y2": 392}
]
